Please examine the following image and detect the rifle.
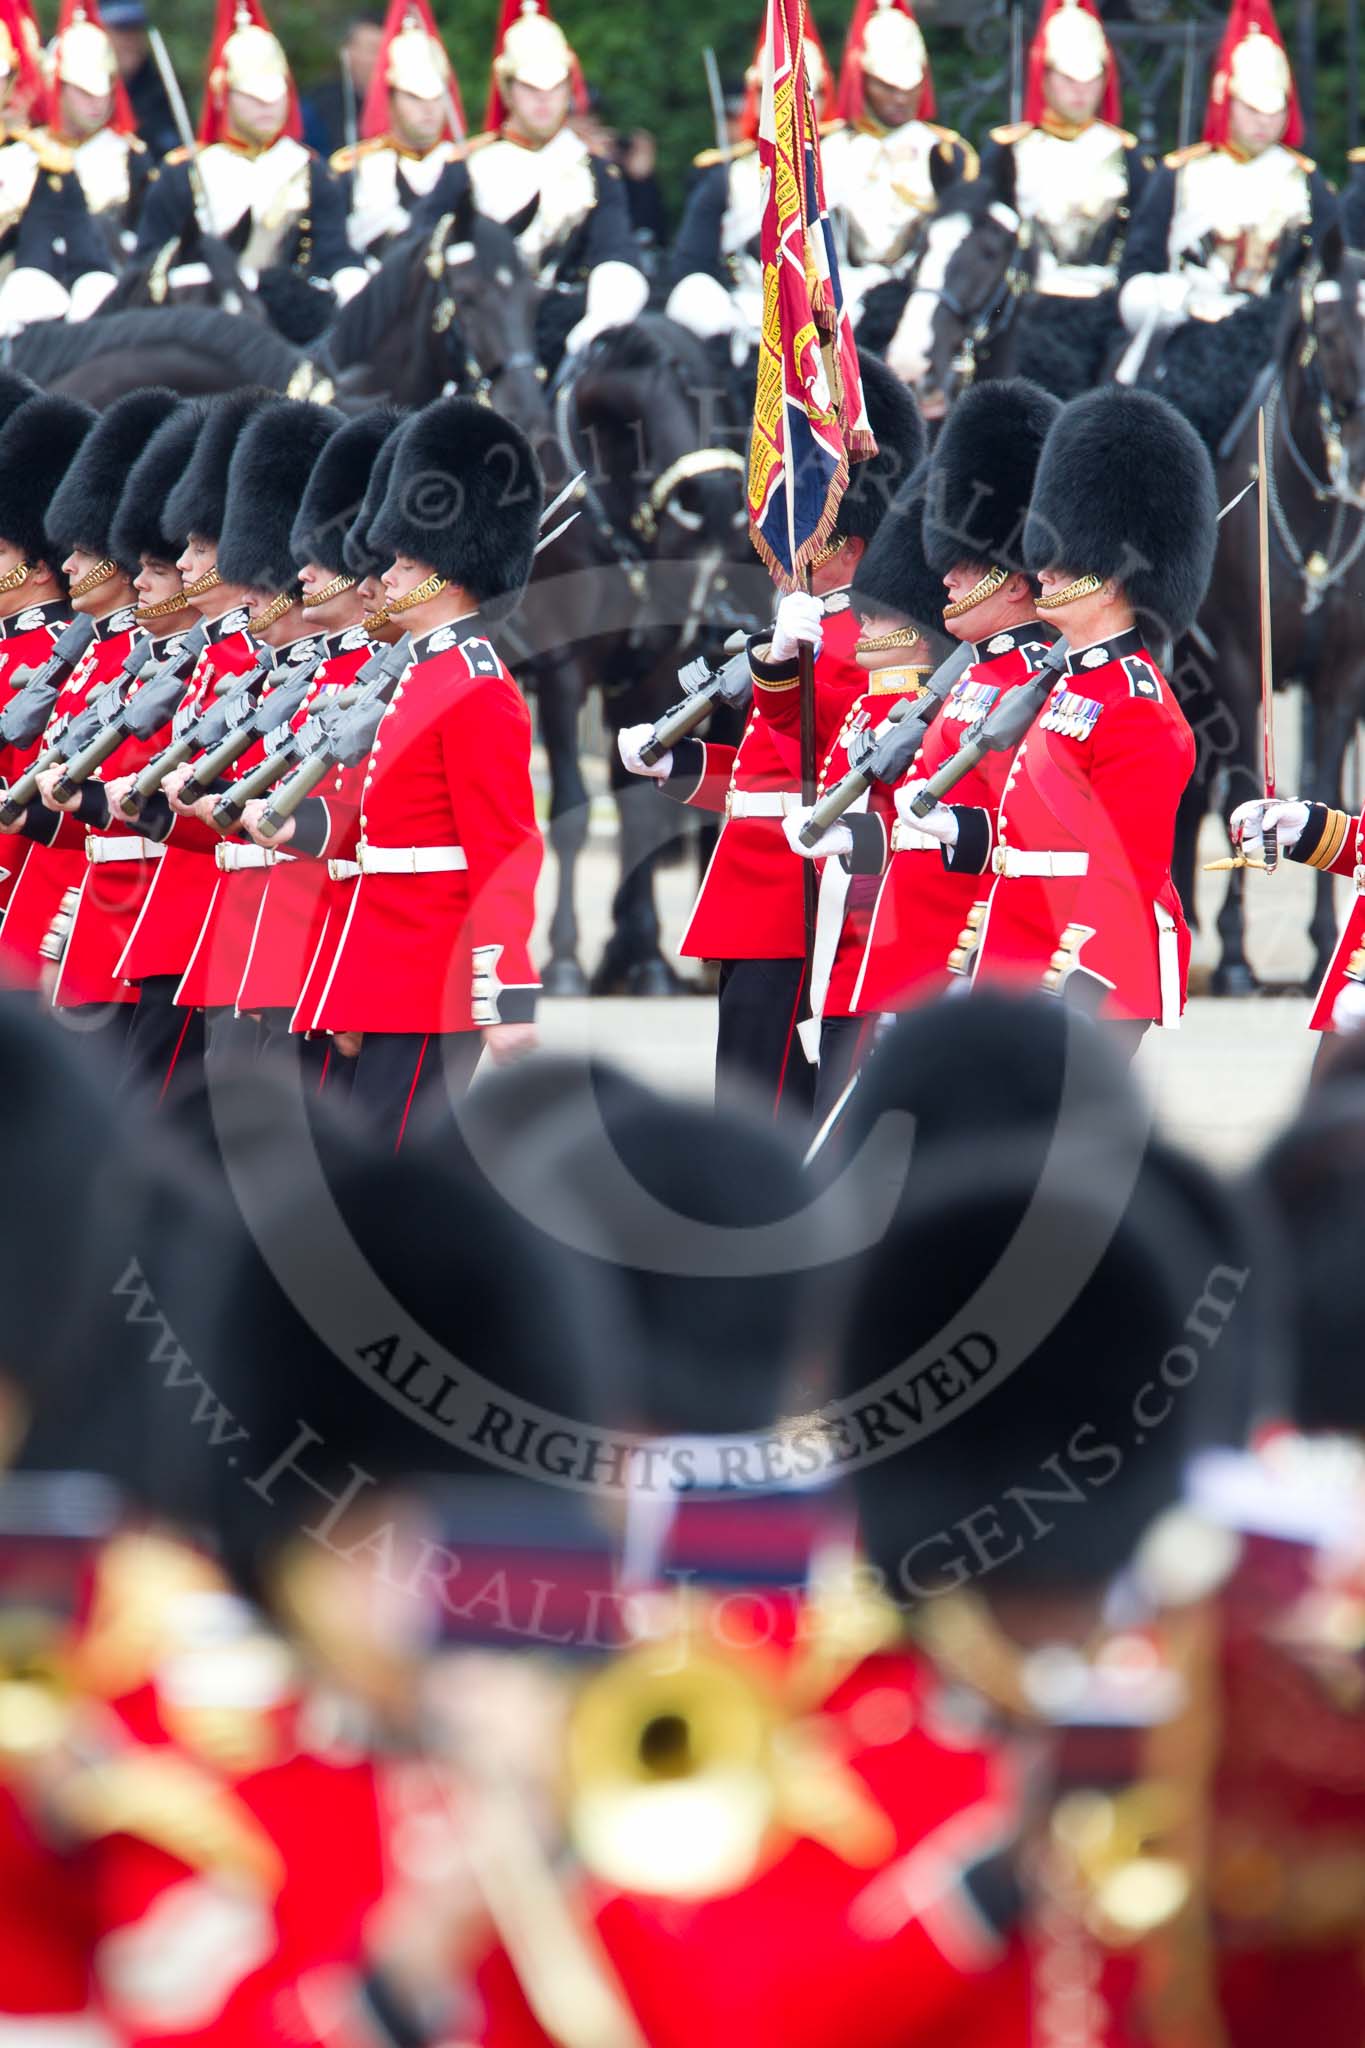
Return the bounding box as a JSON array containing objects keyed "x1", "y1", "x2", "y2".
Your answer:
[
  {"x1": 47, "y1": 625, "x2": 209, "y2": 804},
  {"x1": 0, "y1": 616, "x2": 97, "y2": 751},
  {"x1": 210, "y1": 671, "x2": 376, "y2": 832},
  {"x1": 174, "y1": 652, "x2": 330, "y2": 808},
  {"x1": 797, "y1": 639, "x2": 976, "y2": 847},
  {"x1": 255, "y1": 637, "x2": 414, "y2": 841},
  {"x1": 118, "y1": 649, "x2": 275, "y2": 819},
  {"x1": 638, "y1": 634, "x2": 750, "y2": 768},
  {"x1": 906, "y1": 640, "x2": 1071, "y2": 818},
  {"x1": 0, "y1": 635, "x2": 157, "y2": 826}
]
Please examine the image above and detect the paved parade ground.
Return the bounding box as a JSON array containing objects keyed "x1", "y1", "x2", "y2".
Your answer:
[{"x1": 530, "y1": 763, "x2": 1337, "y2": 1170}]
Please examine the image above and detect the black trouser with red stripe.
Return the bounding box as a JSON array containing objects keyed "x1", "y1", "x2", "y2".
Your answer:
[
  {"x1": 715, "y1": 958, "x2": 814, "y2": 1121},
  {"x1": 349, "y1": 1030, "x2": 484, "y2": 1150},
  {"x1": 124, "y1": 976, "x2": 205, "y2": 1099}
]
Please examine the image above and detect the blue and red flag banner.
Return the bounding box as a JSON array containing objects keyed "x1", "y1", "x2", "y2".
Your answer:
[{"x1": 748, "y1": 0, "x2": 877, "y2": 590}]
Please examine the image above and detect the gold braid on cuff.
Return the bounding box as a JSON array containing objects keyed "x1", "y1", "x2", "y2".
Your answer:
[
  {"x1": 1036, "y1": 572, "x2": 1104, "y2": 611},
  {"x1": 302, "y1": 573, "x2": 357, "y2": 610},
  {"x1": 942, "y1": 564, "x2": 1010, "y2": 620},
  {"x1": 68, "y1": 558, "x2": 118, "y2": 600},
  {"x1": 1306, "y1": 808, "x2": 1352, "y2": 871},
  {"x1": 386, "y1": 572, "x2": 448, "y2": 614}
]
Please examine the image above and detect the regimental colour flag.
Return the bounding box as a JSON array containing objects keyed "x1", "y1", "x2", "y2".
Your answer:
[{"x1": 747, "y1": 0, "x2": 877, "y2": 589}]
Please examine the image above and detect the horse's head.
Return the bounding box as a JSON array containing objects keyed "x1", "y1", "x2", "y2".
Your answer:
[
  {"x1": 1298, "y1": 224, "x2": 1365, "y2": 504},
  {"x1": 430, "y1": 195, "x2": 546, "y2": 429},
  {"x1": 886, "y1": 152, "x2": 1032, "y2": 418},
  {"x1": 566, "y1": 315, "x2": 759, "y2": 644}
]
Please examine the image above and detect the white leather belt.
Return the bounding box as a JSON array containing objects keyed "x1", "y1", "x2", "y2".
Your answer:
[
  {"x1": 215, "y1": 843, "x2": 295, "y2": 871},
  {"x1": 86, "y1": 836, "x2": 165, "y2": 865},
  {"x1": 991, "y1": 848, "x2": 1089, "y2": 878},
  {"x1": 891, "y1": 821, "x2": 945, "y2": 853},
  {"x1": 357, "y1": 842, "x2": 468, "y2": 874},
  {"x1": 724, "y1": 790, "x2": 800, "y2": 821},
  {"x1": 327, "y1": 858, "x2": 361, "y2": 881}
]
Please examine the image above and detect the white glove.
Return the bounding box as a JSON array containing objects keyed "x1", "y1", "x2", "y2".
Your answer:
[
  {"x1": 1332, "y1": 980, "x2": 1365, "y2": 1034},
  {"x1": 1229, "y1": 797, "x2": 1310, "y2": 856},
  {"x1": 894, "y1": 780, "x2": 958, "y2": 848},
  {"x1": 783, "y1": 807, "x2": 852, "y2": 860},
  {"x1": 1117, "y1": 270, "x2": 1192, "y2": 335},
  {"x1": 770, "y1": 591, "x2": 825, "y2": 664},
  {"x1": 618, "y1": 722, "x2": 671, "y2": 781}
]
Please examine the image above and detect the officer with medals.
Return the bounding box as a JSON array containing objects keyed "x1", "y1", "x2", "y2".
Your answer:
[
  {"x1": 133, "y1": 0, "x2": 365, "y2": 322},
  {"x1": 1118, "y1": 0, "x2": 1333, "y2": 345},
  {"x1": 0, "y1": 0, "x2": 146, "y2": 331},
  {"x1": 664, "y1": 11, "x2": 838, "y2": 355},
  {"x1": 904, "y1": 385, "x2": 1217, "y2": 1054},
  {"x1": 406, "y1": 0, "x2": 648, "y2": 371},
  {"x1": 1226, "y1": 797, "x2": 1365, "y2": 1042},
  {"x1": 982, "y1": 0, "x2": 1153, "y2": 301},
  {"x1": 331, "y1": 0, "x2": 465, "y2": 272}
]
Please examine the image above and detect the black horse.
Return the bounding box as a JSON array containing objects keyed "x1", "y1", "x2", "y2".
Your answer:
[
  {"x1": 860, "y1": 157, "x2": 1123, "y2": 419},
  {"x1": 1174, "y1": 223, "x2": 1365, "y2": 992},
  {"x1": 508, "y1": 314, "x2": 765, "y2": 995},
  {"x1": 1, "y1": 304, "x2": 303, "y2": 405}
]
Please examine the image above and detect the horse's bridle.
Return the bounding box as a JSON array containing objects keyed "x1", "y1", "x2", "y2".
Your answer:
[
  {"x1": 1260, "y1": 266, "x2": 1365, "y2": 613},
  {"x1": 915, "y1": 211, "x2": 1035, "y2": 392}
]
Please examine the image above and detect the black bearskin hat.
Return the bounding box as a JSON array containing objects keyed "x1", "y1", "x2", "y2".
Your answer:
[
  {"x1": 291, "y1": 407, "x2": 399, "y2": 576},
  {"x1": 851, "y1": 460, "x2": 949, "y2": 644},
  {"x1": 842, "y1": 1125, "x2": 1252, "y2": 1596},
  {"x1": 0, "y1": 394, "x2": 94, "y2": 576},
  {"x1": 218, "y1": 401, "x2": 342, "y2": 596},
  {"x1": 110, "y1": 400, "x2": 207, "y2": 569},
  {"x1": 1023, "y1": 386, "x2": 1218, "y2": 643},
  {"x1": 342, "y1": 408, "x2": 408, "y2": 579},
  {"x1": 923, "y1": 377, "x2": 1060, "y2": 579},
  {"x1": 163, "y1": 387, "x2": 274, "y2": 550},
  {"x1": 47, "y1": 386, "x2": 182, "y2": 566},
  {"x1": 836, "y1": 353, "x2": 926, "y2": 543},
  {"x1": 369, "y1": 398, "x2": 544, "y2": 618}
]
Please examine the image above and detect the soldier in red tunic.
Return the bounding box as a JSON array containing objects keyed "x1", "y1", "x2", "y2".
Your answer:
[
  {"x1": 106, "y1": 390, "x2": 268, "y2": 1081},
  {"x1": 263, "y1": 395, "x2": 545, "y2": 1146},
  {"x1": 780, "y1": 380, "x2": 1061, "y2": 1118},
  {"x1": 160, "y1": 398, "x2": 341, "y2": 1066},
  {"x1": 0, "y1": 386, "x2": 85, "y2": 926},
  {"x1": 904, "y1": 385, "x2": 1217, "y2": 1052},
  {"x1": 232, "y1": 408, "x2": 391, "y2": 1063},
  {"x1": 616, "y1": 354, "x2": 923, "y2": 1118},
  {"x1": 0, "y1": 389, "x2": 168, "y2": 1043}
]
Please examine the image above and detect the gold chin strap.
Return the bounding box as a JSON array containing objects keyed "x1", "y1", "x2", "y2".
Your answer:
[
  {"x1": 361, "y1": 606, "x2": 392, "y2": 633},
  {"x1": 136, "y1": 591, "x2": 192, "y2": 621},
  {"x1": 1037, "y1": 571, "x2": 1104, "y2": 611},
  {"x1": 942, "y1": 564, "x2": 1010, "y2": 621},
  {"x1": 68, "y1": 557, "x2": 118, "y2": 600},
  {"x1": 249, "y1": 589, "x2": 296, "y2": 632},
  {"x1": 385, "y1": 571, "x2": 448, "y2": 614},
  {"x1": 302, "y1": 573, "x2": 357, "y2": 610},
  {"x1": 868, "y1": 663, "x2": 930, "y2": 695},
  {"x1": 0, "y1": 561, "x2": 27, "y2": 596},
  {"x1": 809, "y1": 535, "x2": 847, "y2": 572},
  {"x1": 182, "y1": 566, "x2": 222, "y2": 601},
  {"x1": 856, "y1": 625, "x2": 921, "y2": 654}
]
